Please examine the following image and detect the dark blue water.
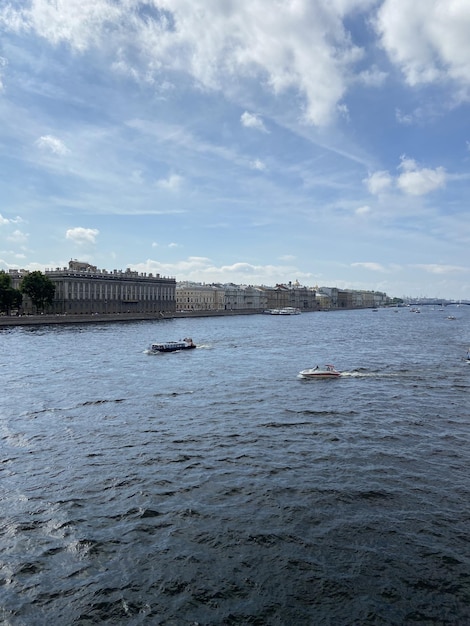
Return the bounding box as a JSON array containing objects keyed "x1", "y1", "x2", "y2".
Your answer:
[{"x1": 1, "y1": 307, "x2": 470, "y2": 625}]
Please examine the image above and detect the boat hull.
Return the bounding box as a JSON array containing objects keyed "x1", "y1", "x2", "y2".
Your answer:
[
  {"x1": 299, "y1": 371, "x2": 340, "y2": 378},
  {"x1": 150, "y1": 344, "x2": 196, "y2": 353}
]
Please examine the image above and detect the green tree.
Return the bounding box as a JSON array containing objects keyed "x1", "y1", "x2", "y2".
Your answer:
[
  {"x1": 20, "y1": 271, "x2": 56, "y2": 312},
  {"x1": 0, "y1": 271, "x2": 23, "y2": 314}
]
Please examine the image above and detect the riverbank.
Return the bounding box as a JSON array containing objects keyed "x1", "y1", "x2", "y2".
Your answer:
[{"x1": 0, "y1": 309, "x2": 265, "y2": 328}]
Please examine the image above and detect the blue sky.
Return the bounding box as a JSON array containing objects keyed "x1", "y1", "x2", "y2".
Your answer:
[{"x1": 1, "y1": 0, "x2": 469, "y2": 299}]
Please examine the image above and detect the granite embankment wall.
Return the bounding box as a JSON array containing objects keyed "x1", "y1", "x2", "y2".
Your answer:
[{"x1": 0, "y1": 309, "x2": 265, "y2": 328}]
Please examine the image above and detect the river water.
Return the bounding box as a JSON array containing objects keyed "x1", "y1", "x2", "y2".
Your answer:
[{"x1": 1, "y1": 307, "x2": 469, "y2": 625}]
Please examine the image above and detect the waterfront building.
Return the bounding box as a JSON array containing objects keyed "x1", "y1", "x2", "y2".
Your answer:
[
  {"x1": 337, "y1": 289, "x2": 353, "y2": 309},
  {"x1": 176, "y1": 282, "x2": 268, "y2": 313},
  {"x1": 261, "y1": 282, "x2": 318, "y2": 311},
  {"x1": 320, "y1": 287, "x2": 339, "y2": 308},
  {"x1": 9, "y1": 261, "x2": 176, "y2": 316},
  {"x1": 315, "y1": 290, "x2": 332, "y2": 310},
  {"x1": 260, "y1": 284, "x2": 290, "y2": 311},
  {"x1": 176, "y1": 282, "x2": 225, "y2": 312},
  {"x1": 351, "y1": 290, "x2": 365, "y2": 308},
  {"x1": 222, "y1": 284, "x2": 267, "y2": 312},
  {"x1": 348, "y1": 289, "x2": 387, "y2": 308},
  {"x1": 321, "y1": 287, "x2": 388, "y2": 309}
]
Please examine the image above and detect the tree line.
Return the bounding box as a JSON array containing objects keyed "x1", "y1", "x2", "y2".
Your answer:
[{"x1": 0, "y1": 271, "x2": 56, "y2": 315}]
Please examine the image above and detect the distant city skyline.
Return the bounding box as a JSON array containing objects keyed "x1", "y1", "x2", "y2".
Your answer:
[{"x1": 1, "y1": 1, "x2": 469, "y2": 300}]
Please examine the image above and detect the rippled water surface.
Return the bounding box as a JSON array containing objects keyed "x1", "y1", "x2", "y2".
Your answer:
[{"x1": 1, "y1": 307, "x2": 470, "y2": 625}]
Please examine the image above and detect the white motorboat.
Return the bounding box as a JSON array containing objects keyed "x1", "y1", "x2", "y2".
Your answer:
[
  {"x1": 148, "y1": 337, "x2": 196, "y2": 353},
  {"x1": 299, "y1": 364, "x2": 341, "y2": 379}
]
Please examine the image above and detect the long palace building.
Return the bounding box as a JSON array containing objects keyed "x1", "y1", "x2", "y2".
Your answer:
[{"x1": 10, "y1": 260, "x2": 176, "y2": 316}]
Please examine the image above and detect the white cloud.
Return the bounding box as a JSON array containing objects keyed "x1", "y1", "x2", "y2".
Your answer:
[
  {"x1": 66, "y1": 227, "x2": 99, "y2": 245},
  {"x1": 129, "y1": 256, "x2": 305, "y2": 285},
  {"x1": 0, "y1": 0, "x2": 123, "y2": 52},
  {"x1": 364, "y1": 170, "x2": 393, "y2": 195},
  {"x1": 397, "y1": 157, "x2": 446, "y2": 196},
  {"x1": 351, "y1": 262, "x2": 385, "y2": 272},
  {"x1": 0, "y1": 0, "x2": 376, "y2": 127},
  {"x1": 249, "y1": 159, "x2": 267, "y2": 171},
  {"x1": 357, "y1": 65, "x2": 387, "y2": 87},
  {"x1": 395, "y1": 108, "x2": 413, "y2": 125},
  {"x1": 241, "y1": 111, "x2": 268, "y2": 133},
  {"x1": 365, "y1": 159, "x2": 447, "y2": 197},
  {"x1": 147, "y1": 1, "x2": 367, "y2": 125},
  {"x1": 156, "y1": 174, "x2": 183, "y2": 190},
  {"x1": 0, "y1": 213, "x2": 23, "y2": 226},
  {"x1": 355, "y1": 205, "x2": 371, "y2": 215},
  {"x1": 7, "y1": 229, "x2": 28, "y2": 244},
  {"x1": 376, "y1": 0, "x2": 470, "y2": 93},
  {"x1": 36, "y1": 134, "x2": 70, "y2": 155},
  {"x1": 0, "y1": 254, "x2": 27, "y2": 269},
  {"x1": 414, "y1": 264, "x2": 467, "y2": 275}
]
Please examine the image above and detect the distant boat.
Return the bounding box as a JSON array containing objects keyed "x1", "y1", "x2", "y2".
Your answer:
[
  {"x1": 298, "y1": 364, "x2": 341, "y2": 379},
  {"x1": 148, "y1": 338, "x2": 196, "y2": 353},
  {"x1": 264, "y1": 307, "x2": 301, "y2": 315}
]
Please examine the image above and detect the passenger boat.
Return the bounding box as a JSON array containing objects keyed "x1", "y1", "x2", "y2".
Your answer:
[
  {"x1": 298, "y1": 364, "x2": 341, "y2": 379},
  {"x1": 264, "y1": 307, "x2": 301, "y2": 315},
  {"x1": 148, "y1": 338, "x2": 196, "y2": 353}
]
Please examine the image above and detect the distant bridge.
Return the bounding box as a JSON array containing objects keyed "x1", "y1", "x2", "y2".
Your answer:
[{"x1": 406, "y1": 301, "x2": 470, "y2": 306}]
